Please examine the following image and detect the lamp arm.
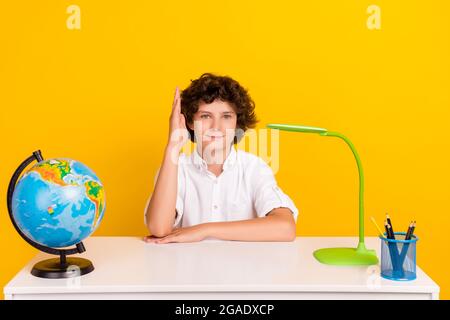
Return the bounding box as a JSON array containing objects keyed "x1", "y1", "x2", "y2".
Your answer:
[{"x1": 321, "y1": 131, "x2": 365, "y2": 245}]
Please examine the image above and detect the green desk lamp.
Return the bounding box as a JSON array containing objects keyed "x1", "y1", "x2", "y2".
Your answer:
[{"x1": 267, "y1": 123, "x2": 378, "y2": 266}]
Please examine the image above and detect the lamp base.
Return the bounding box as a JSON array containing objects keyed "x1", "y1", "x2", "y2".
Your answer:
[{"x1": 313, "y1": 244, "x2": 378, "y2": 266}]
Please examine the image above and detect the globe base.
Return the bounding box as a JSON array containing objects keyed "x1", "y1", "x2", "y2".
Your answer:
[{"x1": 31, "y1": 257, "x2": 94, "y2": 279}]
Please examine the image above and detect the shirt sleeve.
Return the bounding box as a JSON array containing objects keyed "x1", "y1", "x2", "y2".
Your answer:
[
  {"x1": 144, "y1": 163, "x2": 186, "y2": 229},
  {"x1": 251, "y1": 158, "x2": 299, "y2": 222}
]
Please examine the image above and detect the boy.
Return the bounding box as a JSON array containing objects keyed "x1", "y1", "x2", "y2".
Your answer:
[{"x1": 144, "y1": 73, "x2": 298, "y2": 244}]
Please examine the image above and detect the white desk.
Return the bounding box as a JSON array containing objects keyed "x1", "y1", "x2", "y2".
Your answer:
[{"x1": 4, "y1": 236, "x2": 439, "y2": 300}]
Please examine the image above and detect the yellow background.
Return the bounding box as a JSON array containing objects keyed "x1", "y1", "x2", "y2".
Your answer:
[{"x1": 1, "y1": 1, "x2": 449, "y2": 299}]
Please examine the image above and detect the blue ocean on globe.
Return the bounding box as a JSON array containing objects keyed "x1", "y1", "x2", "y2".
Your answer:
[{"x1": 12, "y1": 158, "x2": 105, "y2": 248}]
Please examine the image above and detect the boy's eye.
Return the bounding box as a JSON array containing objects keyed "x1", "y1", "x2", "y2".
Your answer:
[{"x1": 199, "y1": 114, "x2": 233, "y2": 119}]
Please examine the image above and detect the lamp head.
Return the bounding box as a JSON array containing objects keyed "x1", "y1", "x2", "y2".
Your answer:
[{"x1": 266, "y1": 123, "x2": 327, "y2": 134}]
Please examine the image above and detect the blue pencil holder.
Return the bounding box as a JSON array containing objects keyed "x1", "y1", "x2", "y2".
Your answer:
[{"x1": 379, "y1": 232, "x2": 418, "y2": 281}]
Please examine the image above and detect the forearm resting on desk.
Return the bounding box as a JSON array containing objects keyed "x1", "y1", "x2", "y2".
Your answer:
[
  {"x1": 206, "y1": 209, "x2": 296, "y2": 242},
  {"x1": 144, "y1": 208, "x2": 297, "y2": 244}
]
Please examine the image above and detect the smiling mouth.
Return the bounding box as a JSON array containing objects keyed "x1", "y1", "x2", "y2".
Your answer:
[{"x1": 205, "y1": 134, "x2": 225, "y2": 141}]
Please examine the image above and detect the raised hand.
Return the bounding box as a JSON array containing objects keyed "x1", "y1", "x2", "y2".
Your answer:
[{"x1": 168, "y1": 87, "x2": 189, "y2": 150}]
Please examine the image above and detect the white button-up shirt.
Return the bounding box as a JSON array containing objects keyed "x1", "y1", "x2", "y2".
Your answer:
[{"x1": 145, "y1": 146, "x2": 299, "y2": 229}]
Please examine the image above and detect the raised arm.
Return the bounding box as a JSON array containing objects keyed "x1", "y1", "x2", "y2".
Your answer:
[{"x1": 145, "y1": 87, "x2": 189, "y2": 237}]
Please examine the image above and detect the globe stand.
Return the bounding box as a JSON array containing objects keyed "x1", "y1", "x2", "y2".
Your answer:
[
  {"x1": 7, "y1": 150, "x2": 95, "y2": 279},
  {"x1": 31, "y1": 258, "x2": 94, "y2": 279},
  {"x1": 31, "y1": 244, "x2": 94, "y2": 279}
]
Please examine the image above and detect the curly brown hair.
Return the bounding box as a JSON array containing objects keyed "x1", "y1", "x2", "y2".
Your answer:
[{"x1": 181, "y1": 73, "x2": 258, "y2": 143}]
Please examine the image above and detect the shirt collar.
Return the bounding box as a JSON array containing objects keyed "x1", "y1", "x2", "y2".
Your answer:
[{"x1": 191, "y1": 145, "x2": 237, "y2": 172}]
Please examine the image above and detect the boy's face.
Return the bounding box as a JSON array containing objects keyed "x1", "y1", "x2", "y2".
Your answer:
[{"x1": 189, "y1": 99, "x2": 237, "y2": 152}]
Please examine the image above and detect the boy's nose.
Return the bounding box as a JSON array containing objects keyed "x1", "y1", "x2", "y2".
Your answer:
[{"x1": 211, "y1": 118, "x2": 220, "y2": 130}]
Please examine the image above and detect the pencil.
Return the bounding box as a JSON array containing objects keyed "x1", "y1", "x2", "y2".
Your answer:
[
  {"x1": 385, "y1": 221, "x2": 396, "y2": 239},
  {"x1": 399, "y1": 220, "x2": 416, "y2": 268},
  {"x1": 405, "y1": 221, "x2": 414, "y2": 240},
  {"x1": 386, "y1": 213, "x2": 395, "y2": 234},
  {"x1": 385, "y1": 221, "x2": 401, "y2": 272},
  {"x1": 384, "y1": 221, "x2": 393, "y2": 239},
  {"x1": 371, "y1": 216, "x2": 385, "y2": 237},
  {"x1": 410, "y1": 221, "x2": 416, "y2": 238}
]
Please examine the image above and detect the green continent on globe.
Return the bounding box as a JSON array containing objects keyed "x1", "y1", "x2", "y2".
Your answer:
[
  {"x1": 84, "y1": 180, "x2": 105, "y2": 225},
  {"x1": 33, "y1": 160, "x2": 72, "y2": 186}
]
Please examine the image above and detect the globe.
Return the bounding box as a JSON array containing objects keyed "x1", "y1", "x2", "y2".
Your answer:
[{"x1": 11, "y1": 158, "x2": 105, "y2": 249}]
